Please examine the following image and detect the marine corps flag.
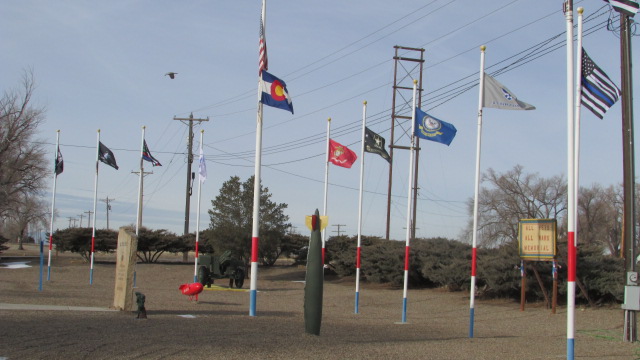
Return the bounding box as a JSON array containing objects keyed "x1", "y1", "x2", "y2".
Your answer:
[
  {"x1": 328, "y1": 139, "x2": 357, "y2": 168},
  {"x1": 98, "y1": 142, "x2": 119, "y2": 170},
  {"x1": 364, "y1": 127, "x2": 391, "y2": 163}
]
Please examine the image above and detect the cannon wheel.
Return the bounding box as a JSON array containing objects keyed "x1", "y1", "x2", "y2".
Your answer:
[
  {"x1": 197, "y1": 266, "x2": 211, "y2": 288},
  {"x1": 234, "y1": 269, "x2": 245, "y2": 289}
]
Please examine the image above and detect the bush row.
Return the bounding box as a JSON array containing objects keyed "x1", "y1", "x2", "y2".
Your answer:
[{"x1": 325, "y1": 236, "x2": 625, "y2": 304}]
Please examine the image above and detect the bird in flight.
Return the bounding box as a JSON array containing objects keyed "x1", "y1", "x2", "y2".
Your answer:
[{"x1": 165, "y1": 72, "x2": 178, "y2": 79}]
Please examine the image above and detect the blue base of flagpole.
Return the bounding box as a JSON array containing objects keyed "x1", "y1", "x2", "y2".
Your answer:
[
  {"x1": 193, "y1": 274, "x2": 197, "y2": 283},
  {"x1": 355, "y1": 291, "x2": 360, "y2": 314},
  {"x1": 250, "y1": 290, "x2": 257, "y2": 316},
  {"x1": 567, "y1": 339, "x2": 574, "y2": 360},
  {"x1": 90, "y1": 269, "x2": 94, "y2": 285},
  {"x1": 401, "y1": 297, "x2": 408, "y2": 323},
  {"x1": 47, "y1": 266, "x2": 51, "y2": 282},
  {"x1": 469, "y1": 307, "x2": 475, "y2": 338}
]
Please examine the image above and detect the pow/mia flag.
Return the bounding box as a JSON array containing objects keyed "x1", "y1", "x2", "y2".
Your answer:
[
  {"x1": 364, "y1": 127, "x2": 391, "y2": 163},
  {"x1": 98, "y1": 142, "x2": 119, "y2": 170}
]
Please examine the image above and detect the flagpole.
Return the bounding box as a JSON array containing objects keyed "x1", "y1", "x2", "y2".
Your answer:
[
  {"x1": 46, "y1": 130, "x2": 60, "y2": 282},
  {"x1": 194, "y1": 130, "x2": 204, "y2": 283},
  {"x1": 564, "y1": 1, "x2": 576, "y2": 358},
  {"x1": 355, "y1": 102, "x2": 367, "y2": 314},
  {"x1": 134, "y1": 126, "x2": 145, "y2": 288},
  {"x1": 136, "y1": 127, "x2": 145, "y2": 235},
  {"x1": 573, "y1": 9, "x2": 583, "y2": 278},
  {"x1": 250, "y1": 0, "x2": 266, "y2": 317},
  {"x1": 469, "y1": 45, "x2": 486, "y2": 338},
  {"x1": 401, "y1": 80, "x2": 418, "y2": 323},
  {"x1": 90, "y1": 129, "x2": 100, "y2": 285},
  {"x1": 322, "y1": 117, "x2": 331, "y2": 264}
]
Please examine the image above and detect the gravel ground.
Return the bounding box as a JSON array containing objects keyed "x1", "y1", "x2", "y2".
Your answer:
[{"x1": 1, "y1": 244, "x2": 639, "y2": 359}]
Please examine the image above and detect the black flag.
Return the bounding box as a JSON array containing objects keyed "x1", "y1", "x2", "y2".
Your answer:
[
  {"x1": 98, "y1": 142, "x2": 119, "y2": 170},
  {"x1": 55, "y1": 146, "x2": 64, "y2": 175},
  {"x1": 364, "y1": 127, "x2": 391, "y2": 163}
]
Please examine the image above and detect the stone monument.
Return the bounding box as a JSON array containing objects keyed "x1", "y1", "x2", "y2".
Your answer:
[{"x1": 112, "y1": 227, "x2": 138, "y2": 311}]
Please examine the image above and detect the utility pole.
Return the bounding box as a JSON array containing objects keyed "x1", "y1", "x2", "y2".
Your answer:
[
  {"x1": 77, "y1": 213, "x2": 84, "y2": 228},
  {"x1": 332, "y1": 224, "x2": 347, "y2": 237},
  {"x1": 619, "y1": 9, "x2": 636, "y2": 343},
  {"x1": 85, "y1": 210, "x2": 94, "y2": 228},
  {"x1": 67, "y1": 216, "x2": 75, "y2": 228},
  {"x1": 173, "y1": 113, "x2": 209, "y2": 261},
  {"x1": 100, "y1": 197, "x2": 115, "y2": 230}
]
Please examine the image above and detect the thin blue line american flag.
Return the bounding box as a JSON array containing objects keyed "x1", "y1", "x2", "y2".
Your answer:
[
  {"x1": 580, "y1": 48, "x2": 621, "y2": 120},
  {"x1": 259, "y1": 14, "x2": 268, "y2": 75}
]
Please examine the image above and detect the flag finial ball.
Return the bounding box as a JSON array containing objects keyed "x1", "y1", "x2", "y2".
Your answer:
[
  {"x1": 142, "y1": 125, "x2": 146, "y2": 130},
  {"x1": 413, "y1": 79, "x2": 418, "y2": 85},
  {"x1": 56, "y1": 129, "x2": 60, "y2": 133},
  {"x1": 577, "y1": 7, "x2": 583, "y2": 14},
  {"x1": 201, "y1": 129, "x2": 204, "y2": 134},
  {"x1": 363, "y1": 100, "x2": 367, "y2": 105},
  {"x1": 327, "y1": 117, "x2": 331, "y2": 122},
  {"x1": 480, "y1": 45, "x2": 486, "y2": 52},
  {"x1": 97, "y1": 129, "x2": 101, "y2": 133}
]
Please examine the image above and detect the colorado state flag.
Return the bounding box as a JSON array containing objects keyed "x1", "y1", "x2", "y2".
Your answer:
[
  {"x1": 414, "y1": 107, "x2": 457, "y2": 146},
  {"x1": 260, "y1": 71, "x2": 293, "y2": 114}
]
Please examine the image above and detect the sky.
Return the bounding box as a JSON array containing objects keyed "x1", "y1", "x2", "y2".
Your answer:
[{"x1": 2, "y1": 0, "x2": 638, "y2": 243}]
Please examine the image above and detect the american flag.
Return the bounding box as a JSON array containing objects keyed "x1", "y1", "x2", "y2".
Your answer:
[
  {"x1": 580, "y1": 48, "x2": 621, "y2": 120},
  {"x1": 259, "y1": 13, "x2": 268, "y2": 75}
]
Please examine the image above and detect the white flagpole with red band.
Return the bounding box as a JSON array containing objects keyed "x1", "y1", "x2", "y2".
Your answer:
[
  {"x1": 194, "y1": 130, "x2": 205, "y2": 284},
  {"x1": 469, "y1": 45, "x2": 486, "y2": 338},
  {"x1": 565, "y1": 2, "x2": 578, "y2": 358},
  {"x1": 46, "y1": 130, "x2": 61, "y2": 284},
  {"x1": 401, "y1": 80, "x2": 418, "y2": 323},
  {"x1": 322, "y1": 117, "x2": 331, "y2": 264},
  {"x1": 355, "y1": 102, "x2": 367, "y2": 314},
  {"x1": 250, "y1": 0, "x2": 267, "y2": 316},
  {"x1": 90, "y1": 129, "x2": 100, "y2": 285}
]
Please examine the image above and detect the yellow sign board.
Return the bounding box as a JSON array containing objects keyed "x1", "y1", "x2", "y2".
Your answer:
[{"x1": 518, "y1": 219, "x2": 557, "y2": 261}]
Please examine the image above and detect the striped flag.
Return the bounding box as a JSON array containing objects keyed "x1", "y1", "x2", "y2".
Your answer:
[
  {"x1": 606, "y1": 0, "x2": 639, "y2": 17},
  {"x1": 258, "y1": 4, "x2": 268, "y2": 75},
  {"x1": 142, "y1": 140, "x2": 162, "y2": 167},
  {"x1": 581, "y1": 48, "x2": 621, "y2": 120}
]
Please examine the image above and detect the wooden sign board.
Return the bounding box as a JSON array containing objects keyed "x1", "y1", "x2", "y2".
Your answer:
[{"x1": 518, "y1": 219, "x2": 557, "y2": 261}]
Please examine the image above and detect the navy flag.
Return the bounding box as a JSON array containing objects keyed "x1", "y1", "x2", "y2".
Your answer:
[
  {"x1": 98, "y1": 142, "x2": 119, "y2": 170},
  {"x1": 142, "y1": 140, "x2": 162, "y2": 166},
  {"x1": 415, "y1": 107, "x2": 457, "y2": 146},
  {"x1": 364, "y1": 127, "x2": 391, "y2": 163},
  {"x1": 581, "y1": 48, "x2": 621, "y2": 120},
  {"x1": 55, "y1": 146, "x2": 64, "y2": 175}
]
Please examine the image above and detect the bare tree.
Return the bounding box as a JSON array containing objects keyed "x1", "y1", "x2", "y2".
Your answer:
[
  {"x1": 464, "y1": 165, "x2": 567, "y2": 247},
  {"x1": 577, "y1": 184, "x2": 622, "y2": 256},
  {"x1": 2, "y1": 195, "x2": 49, "y2": 249},
  {"x1": 0, "y1": 71, "x2": 48, "y2": 242}
]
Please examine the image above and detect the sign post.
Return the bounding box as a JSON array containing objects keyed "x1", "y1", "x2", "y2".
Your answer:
[{"x1": 518, "y1": 219, "x2": 557, "y2": 312}]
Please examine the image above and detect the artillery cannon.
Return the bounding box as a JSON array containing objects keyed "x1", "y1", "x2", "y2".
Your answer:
[{"x1": 197, "y1": 250, "x2": 245, "y2": 288}]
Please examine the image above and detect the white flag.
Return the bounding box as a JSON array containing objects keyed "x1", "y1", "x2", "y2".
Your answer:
[
  {"x1": 483, "y1": 73, "x2": 535, "y2": 111},
  {"x1": 198, "y1": 145, "x2": 207, "y2": 182}
]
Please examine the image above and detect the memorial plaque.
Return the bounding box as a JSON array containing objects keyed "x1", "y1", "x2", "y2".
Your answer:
[{"x1": 112, "y1": 227, "x2": 138, "y2": 311}]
